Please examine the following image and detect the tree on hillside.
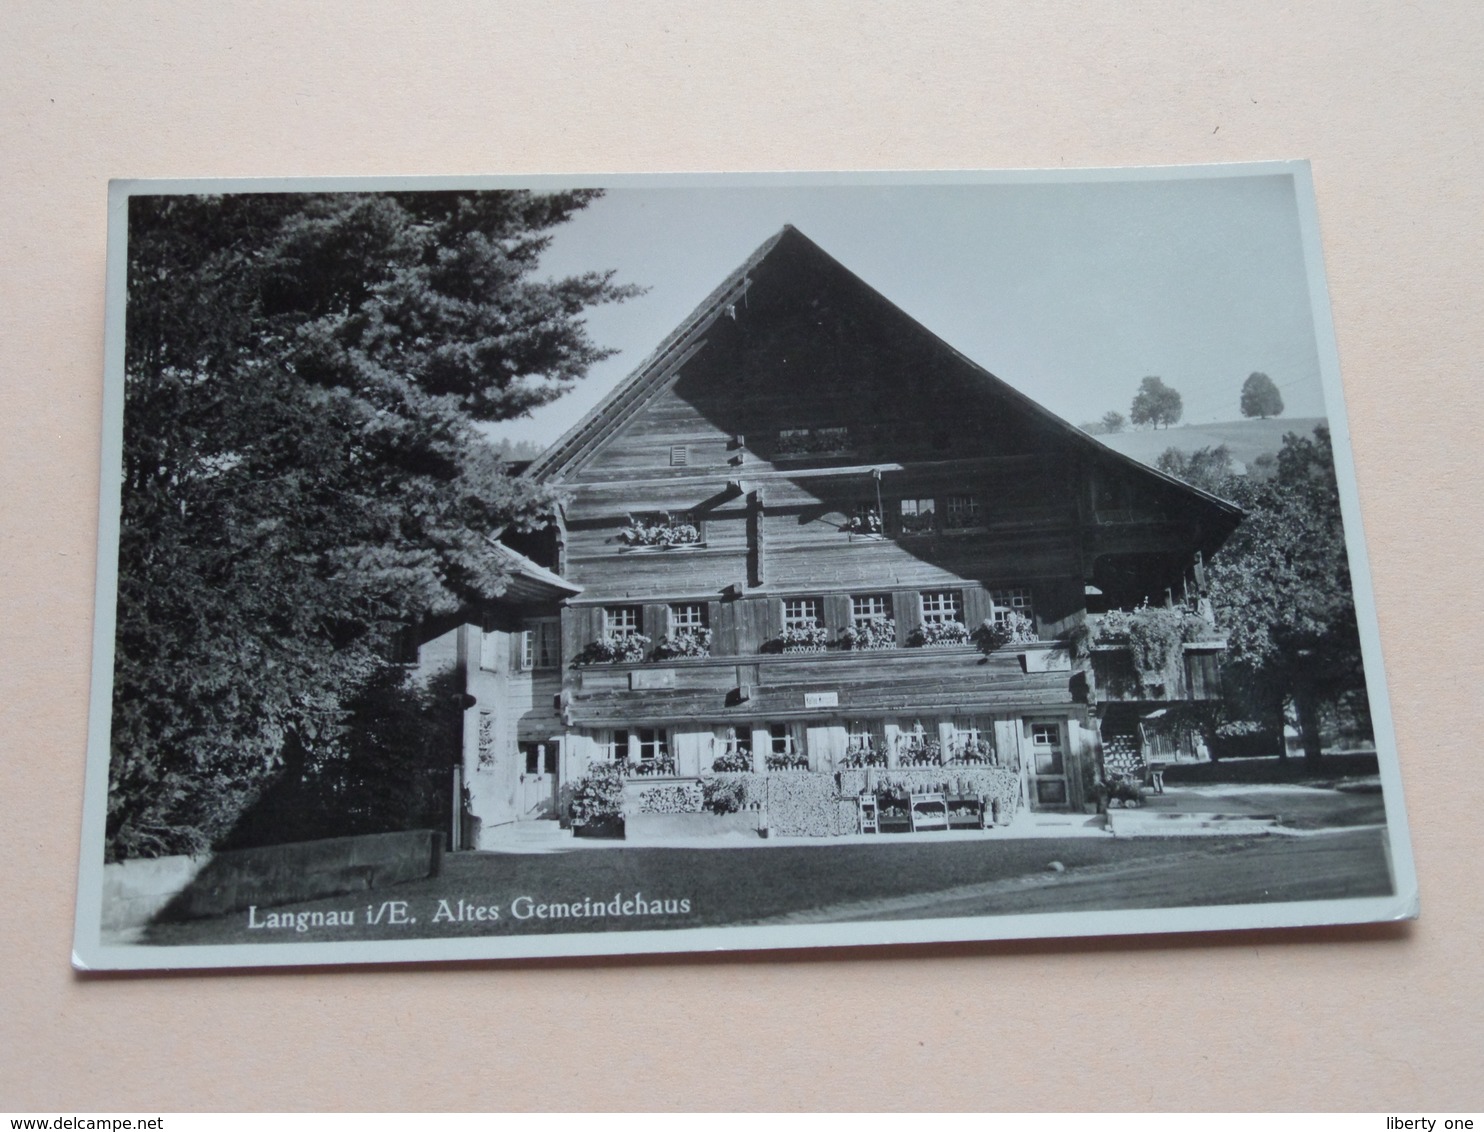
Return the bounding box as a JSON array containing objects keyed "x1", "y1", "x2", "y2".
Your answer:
[
  {"x1": 1204, "y1": 426, "x2": 1367, "y2": 767},
  {"x1": 109, "y1": 190, "x2": 639, "y2": 859},
  {"x1": 1130, "y1": 376, "x2": 1183, "y2": 429},
  {"x1": 1240, "y1": 371, "x2": 1284, "y2": 419},
  {"x1": 1100, "y1": 410, "x2": 1126, "y2": 434},
  {"x1": 1156, "y1": 444, "x2": 1236, "y2": 495}
]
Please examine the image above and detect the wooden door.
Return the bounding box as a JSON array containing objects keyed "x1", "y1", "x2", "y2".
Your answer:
[
  {"x1": 518, "y1": 741, "x2": 560, "y2": 819},
  {"x1": 1026, "y1": 720, "x2": 1070, "y2": 810}
]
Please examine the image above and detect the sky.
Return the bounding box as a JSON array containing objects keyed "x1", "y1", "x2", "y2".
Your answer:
[{"x1": 484, "y1": 171, "x2": 1329, "y2": 449}]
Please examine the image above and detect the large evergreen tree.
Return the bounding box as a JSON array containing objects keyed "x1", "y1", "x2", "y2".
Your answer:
[{"x1": 109, "y1": 191, "x2": 637, "y2": 858}]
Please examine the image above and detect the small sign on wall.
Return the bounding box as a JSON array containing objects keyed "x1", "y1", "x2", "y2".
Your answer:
[
  {"x1": 630, "y1": 668, "x2": 676, "y2": 689},
  {"x1": 803, "y1": 691, "x2": 839, "y2": 708}
]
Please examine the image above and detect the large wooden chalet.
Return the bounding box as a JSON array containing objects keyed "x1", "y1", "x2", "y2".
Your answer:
[{"x1": 419, "y1": 225, "x2": 1242, "y2": 847}]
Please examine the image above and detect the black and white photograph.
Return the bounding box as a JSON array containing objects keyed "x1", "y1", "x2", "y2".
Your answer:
[{"x1": 73, "y1": 164, "x2": 1417, "y2": 970}]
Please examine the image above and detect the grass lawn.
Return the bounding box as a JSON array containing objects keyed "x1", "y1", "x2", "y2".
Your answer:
[{"x1": 140, "y1": 829, "x2": 1391, "y2": 948}]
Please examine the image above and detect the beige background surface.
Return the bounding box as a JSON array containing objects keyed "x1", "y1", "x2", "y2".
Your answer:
[{"x1": 2, "y1": 2, "x2": 1480, "y2": 1112}]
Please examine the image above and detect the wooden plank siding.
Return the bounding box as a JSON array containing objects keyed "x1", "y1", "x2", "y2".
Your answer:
[
  {"x1": 566, "y1": 646, "x2": 1078, "y2": 727},
  {"x1": 527, "y1": 226, "x2": 1240, "y2": 775}
]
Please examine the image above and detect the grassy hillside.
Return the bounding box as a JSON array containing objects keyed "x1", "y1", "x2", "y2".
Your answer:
[{"x1": 1092, "y1": 417, "x2": 1328, "y2": 473}]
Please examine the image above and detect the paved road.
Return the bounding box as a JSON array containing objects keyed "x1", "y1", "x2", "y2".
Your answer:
[{"x1": 765, "y1": 827, "x2": 1394, "y2": 923}]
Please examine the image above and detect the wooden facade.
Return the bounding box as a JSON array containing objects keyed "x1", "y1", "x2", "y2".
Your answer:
[{"x1": 424, "y1": 226, "x2": 1242, "y2": 845}]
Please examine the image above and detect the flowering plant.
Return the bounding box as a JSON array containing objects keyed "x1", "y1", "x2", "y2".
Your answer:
[
  {"x1": 702, "y1": 777, "x2": 747, "y2": 814},
  {"x1": 620, "y1": 512, "x2": 701, "y2": 548},
  {"x1": 897, "y1": 737, "x2": 944, "y2": 766},
  {"x1": 779, "y1": 624, "x2": 829, "y2": 651},
  {"x1": 574, "y1": 632, "x2": 651, "y2": 665},
  {"x1": 974, "y1": 611, "x2": 1038, "y2": 651},
  {"x1": 653, "y1": 626, "x2": 712, "y2": 660},
  {"x1": 909, "y1": 619, "x2": 970, "y2": 648},
  {"x1": 839, "y1": 743, "x2": 887, "y2": 768},
  {"x1": 843, "y1": 510, "x2": 883, "y2": 535},
  {"x1": 765, "y1": 752, "x2": 810, "y2": 771},
  {"x1": 569, "y1": 762, "x2": 625, "y2": 824},
  {"x1": 618, "y1": 753, "x2": 676, "y2": 778},
  {"x1": 1100, "y1": 770, "x2": 1146, "y2": 805},
  {"x1": 947, "y1": 738, "x2": 996, "y2": 765},
  {"x1": 711, "y1": 748, "x2": 753, "y2": 773},
  {"x1": 839, "y1": 615, "x2": 895, "y2": 650}
]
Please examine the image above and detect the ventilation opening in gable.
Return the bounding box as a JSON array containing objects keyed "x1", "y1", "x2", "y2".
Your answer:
[{"x1": 669, "y1": 445, "x2": 689, "y2": 467}]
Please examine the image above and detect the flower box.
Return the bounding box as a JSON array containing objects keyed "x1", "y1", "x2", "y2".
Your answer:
[{"x1": 909, "y1": 620, "x2": 971, "y2": 648}]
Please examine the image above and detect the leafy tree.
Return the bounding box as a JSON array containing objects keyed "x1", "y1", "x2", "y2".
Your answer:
[
  {"x1": 1240, "y1": 371, "x2": 1284, "y2": 419},
  {"x1": 1156, "y1": 444, "x2": 1236, "y2": 495},
  {"x1": 109, "y1": 190, "x2": 638, "y2": 859},
  {"x1": 1204, "y1": 426, "x2": 1366, "y2": 767},
  {"x1": 1130, "y1": 376, "x2": 1183, "y2": 429},
  {"x1": 490, "y1": 437, "x2": 547, "y2": 463},
  {"x1": 1100, "y1": 410, "x2": 1126, "y2": 434}
]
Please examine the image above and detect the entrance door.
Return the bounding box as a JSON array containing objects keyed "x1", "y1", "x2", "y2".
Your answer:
[
  {"x1": 518, "y1": 741, "x2": 560, "y2": 819},
  {"x1": 1026, "y1": 721, "x2": 1069, "y2": 810}
]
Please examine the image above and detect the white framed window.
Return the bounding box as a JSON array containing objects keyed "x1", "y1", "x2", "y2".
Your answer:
[
  {"x1": 521, "y1": 620, "x2": 560, "y2": 670},
  {"x1": 602, "y1": 729, "x2": 631, "y2": 762},
  {"x1": 669, "y1": 603, "x2": 707, "y2": 631},
  {"x1": 636, "y1": 728, "x2": 667, "y2": 762},
  {"x1": 850, "y1": 593, "x2": 891, "y2": 625},
  {"x1": 920, "y1": 590, "x2": 963, "y2": 625},
  {"x1": 989, "y1": 587, "x2": 1034, "y2": 625},
  {"x1": 898, "y1": 497, "x2": 936, "y2": 534},
  {"x1": 768, "y1": 723, "x2": 794, "y2": 756},
  {"x1": 953, "y1": 717, "x2": 984, "y2": 747},
  {"x1": 944, "y1": 494, "x2": 980, "y2": 528},
  {"x1": 782, "y1": 597, "x2": 824, "y2": 631},
  {"x1": 604, "y1": 605, "x2": 642, "y2": 638},
  {"x1": 846, "y1": 720, "x2": 877, "y2": 751}
]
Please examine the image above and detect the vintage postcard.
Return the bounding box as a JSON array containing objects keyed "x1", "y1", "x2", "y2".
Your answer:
[{"x1": 73, "y1": 163, "x2": 1417, "y2": 970}]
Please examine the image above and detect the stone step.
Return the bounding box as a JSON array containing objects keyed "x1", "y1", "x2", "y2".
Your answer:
[{"x1": 483, "y1": 821, "x2": 572, "y2": 843}]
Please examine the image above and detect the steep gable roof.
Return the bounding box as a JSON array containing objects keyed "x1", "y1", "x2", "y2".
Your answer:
[{"x1": 526, "y1": 225, "x2": 1242, "y2": 529}]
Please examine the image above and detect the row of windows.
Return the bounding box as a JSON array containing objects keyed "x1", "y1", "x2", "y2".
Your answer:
[
  {"x1": 592, "y1": 718, "x2": 1063, "y2": 762},
  {"x1": 891, "y1": 494, "x2": 976, "y2": 532},
  {"x1": 507, "y1": 587, "x2": 1035, "y2": 670},
  {"x1": 604, "y1": 588, "x2": 1033, "y2": 639}
]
